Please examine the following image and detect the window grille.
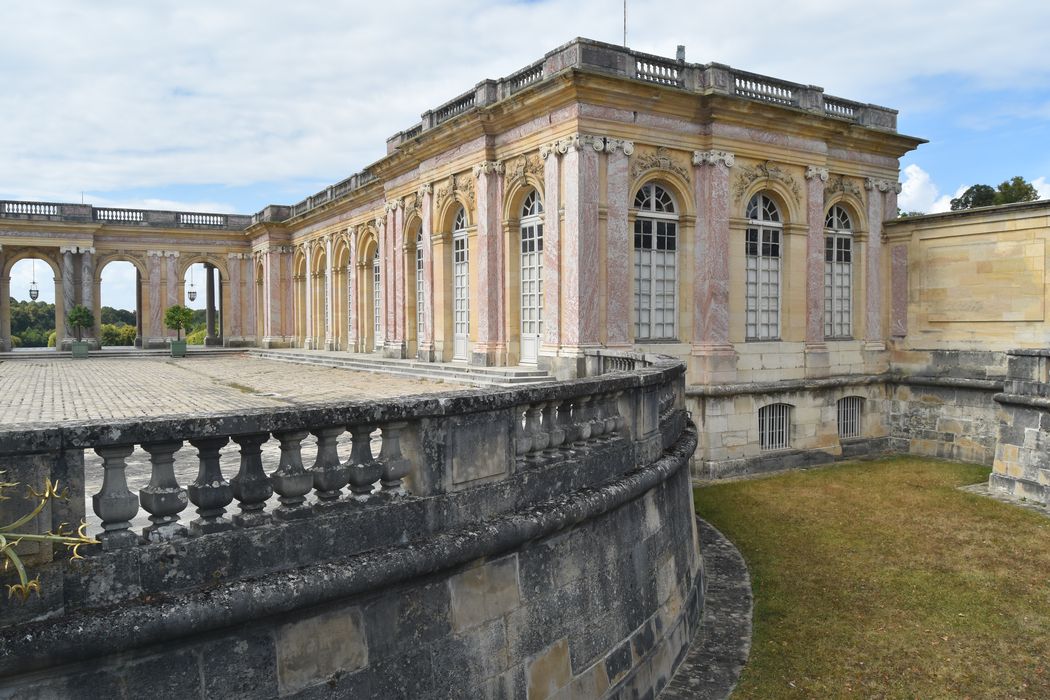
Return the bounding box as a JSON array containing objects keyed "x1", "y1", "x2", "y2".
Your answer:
[
  {"x1": 824, "y1": 205, "x2": 853, "y2": 339},
  {"x1": 759, "y1": 403, "x2": 791, "y2": 450},
  {"x1": 837, "y1": 396, "x2": 864, "y2": 439},
  {"x1": 745, "y1": 193, "x2": 782, "y2": 340},
  {"x1": 633, "y1": 183, "x2": 678, "y2": 340}
]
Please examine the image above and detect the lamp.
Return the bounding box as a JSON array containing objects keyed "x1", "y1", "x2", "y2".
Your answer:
[
  {"x1": 187, "y1": 265, "x2": 197, "y2": 302},
  {"x1": 28, "y1": 259, "x2": 39, "y2": 300}
]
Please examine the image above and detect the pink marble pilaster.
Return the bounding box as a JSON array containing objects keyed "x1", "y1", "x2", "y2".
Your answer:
[
  {"x1": 304, "y1": 245, "x2": 314, "y2": 347},
  {"x1": 605, "y1": 140, "x2": 632, "y2": 346},
  {"x1": 804, "y1": 167, "x2": 828, "y2": 346},
  {"x1": 164, "y1": 253, "x2": 179, "y2": 338},
  {"x1": 561, "y1": 135, "x2": 602, "y2": 347},
  {"x1": 384, "y1": 209, "x2": 395, "y2": 344},
  {"x1": 691, "y1": 151, "x2": 734, "y2": 348},
  {"x1": 228, "y1": 254, "x2": 242, "y2": 338},
  {"x1": 420, "y1": 186, "x2": 434, "y2": 355},
  {"x1": 325, "y1": 237, "x2": 334, "y2": 346},
  {"x1": 891, "y1": 243, "x2": 908, "y2": 338},
  {"x1": 147, "y1": 252, "x2": 162, "y2": 340},
  {"x1": 245, "y1": 256, "x2": 256, "y2": 340},
  {"x1": 394, "y1": 203, "x2": 405, "y2": 345},
  {"x1": 281, "y1": 247, "x2": 294, "y2": 338},
  {"x1": 347, "y1": 231, "x2": 358, "y2": 350},
  {"x1": 541, "y1": 145, "x2": 561, "y2": 350},
  {"x1": 472, "y1": 161, "x2": 506, "y2": 361}
]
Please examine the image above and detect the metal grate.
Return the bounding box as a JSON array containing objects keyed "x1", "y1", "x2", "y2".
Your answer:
[
  {"x1": 759, "y1": 403, "x2": 791, "y2": 450},
  {"x1": 837, "y1": 396, "x2": 864, "y2": 439}
]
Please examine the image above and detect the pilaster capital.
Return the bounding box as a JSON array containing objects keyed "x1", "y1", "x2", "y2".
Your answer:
[
  {"x1": 80, "y1": 247, "x2": 96, "y2": 255},
  {"x1": 384, "y1": 200, "x2": 399, "y2": 214},
  {"x1": 146, "y1": 249, "x2": 164, "y2": 258},
  {"x1": 539, "y1": 142, "x2": 559, "y2": 160},
  {"x1": 805, "y1": 166, "x2": 829, "y2": 182},
  {"x1": 417, "y1": 183, "x2": 432, "y2": 197},
  {"x1": 865, "y1": 177, "x2": 902, "y2": 193},
  {"x1": 374, "y1": 216, "x2": 386, "y2": 231},
  {"x1": 692, "y1": 150, "x2": 735, "y2": 168},
  {"x1": 60, "y1": 245, "x2": 78, "y2": 254},
  {"x1": 605, "y1": 138, "x2": 635, "y2": 156},
  {"x1": 472, "y1": 160, "x2": 505, "y2": 178},
  {"x1": 163, "y1": 250, "x2": 180, "y2": 258}
]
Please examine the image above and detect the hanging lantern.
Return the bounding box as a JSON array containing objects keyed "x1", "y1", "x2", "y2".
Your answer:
[
  {"x1": 28, "y1": 259, "x2": 39, "y2": 300},
  {"x1": 187, "y1": 265, "x2": 197, "y2": 302}
]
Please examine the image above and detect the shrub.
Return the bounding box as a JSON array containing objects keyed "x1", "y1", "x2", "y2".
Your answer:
[
  {"x1": 185, "y1": 328, "x2": 206, "y2": 345},
  {"x1": 47, "y1": 331, "x2": 56, "y2": 348},
  {"x1": 164, "y1": 305, "x2": 195, "y2": 341}
]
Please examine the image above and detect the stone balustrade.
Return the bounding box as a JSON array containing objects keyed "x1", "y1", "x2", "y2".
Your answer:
[
  {"x1": 0, "y1": 351, "x2": 698, "y2": 699},
  {"x1": 0, "y1": 200, "x2": 252, "y2": 230}
]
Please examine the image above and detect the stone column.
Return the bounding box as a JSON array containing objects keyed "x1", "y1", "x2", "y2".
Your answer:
[
  {"x1": 0, "y1": 245, "x2": 9, "y2": 351},
  {"x1": 419, "y1": 184, "x2": 435, "y2": 361},
  {"x1": 205, "y1": 262, "x2": 218, "y2": 345},
  {"x1": 280, "y1": 246, "x2": 294, "y2": 343},
  {"x1": 61, "y1": 247, "x2": 76, "y2": 341},
  {"x1": 245, "y1": 254, "x2": 256, "y2": 345},
  {"x1": 394, "y1": 201, "x2": 406, "y2": 354},
  {"x1": 303, "y1": 246, "x2": 313, "y2": 349},
  {"x1": 540, "y1": 143, "x2": 562, "y2": 359},
  {"x1": 164, "y1": 252, "x2": 179, "y2": 339},
  {"x1": 347, "y1": 228, "x2": 358, "y2": 352},
  {"x1": 135, "y1": 268, "x2": 143, "y2": 347},
  {"x1": 472, "y1": 160, "x2": 506, "y2": 366},
  {"x1": 81, "y1": 247, "x2": 97, "y2": 346},
  {"x1": 227, "y1": 253, "x2": 243, "y2": 343},
  {"x1": 804, "y1": 166, "x2": 830, "y2": 377},
  {"x1": 864, "y1": 178, "x2": 899, "y2": 349},
  {"x1": 375, "y1": 215, "x2": 387, "y2": 351},
  {"x1": 559, "y1": 133, "x2": 603, "y2": 377},
  {"x1": 146, "y1": 251, "x2": 163, "y2": 348},
  {"x1": 605, "y1": 139, "x2": 634, "y2": 347},
  {"x1": 691, "y1": 150, "x2": 737, "y2": 382},
  {"x1": 324, "y1": 236, "x2": 334, "y2": 350},
  {"x1": 383, "y1": 203, "x2": 400, "y2": 356}
]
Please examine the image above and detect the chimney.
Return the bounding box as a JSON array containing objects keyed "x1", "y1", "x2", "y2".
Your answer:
[{"x1": 676, "y1": 45, "x2": 685, "y2": 62}]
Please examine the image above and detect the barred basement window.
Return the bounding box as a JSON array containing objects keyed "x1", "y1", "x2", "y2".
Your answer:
[
  {"x1": 824, "y1": 205, "x2": 853, "y2": 339},
  {"x1": 745, "y1": 193, "x2": 782, "y2": 340},
  {"x1": 633, "y1": 182, "x2": 678, "y2": 340},
  {"x1": 837, "y1": 396, "x2": 864, "y2": 439},
  {"x1": 759, "y1": 403, "x2": 791, "y2": 450}
]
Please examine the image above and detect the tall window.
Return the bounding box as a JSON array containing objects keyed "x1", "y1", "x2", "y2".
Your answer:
[
  {"x1": 452, "y1": 207, "x2": 469, "y2": 361},
  {"x1": 415, "y1": 230, "x2": 424, "y2": 340},
  {"x1": 372, "y1": 249, "x2": 382, "y2": 350},
  {"x1": 633, "y1": 183, "x2": 678, "y2": 340},
  {"x1": 759, "y1": 403, "x2": 792, "y2": 450},
  {"x1": 519, "y1": 190, "x2": 544, "y2": 365},
  {"x1": 824, "y1": 205, "x2": 853, "y2": 339},
  {"x1": 745, "y1": 193, "x2": 782, "y2": 340}
]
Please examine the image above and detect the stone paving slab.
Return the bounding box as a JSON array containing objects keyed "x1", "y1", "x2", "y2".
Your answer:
[
  {"x1": 660, "y1": 518, "x2": 753, "y2": 700},
  {"x1": 0, "y1": 354, "x2": 462, "y2": 533}
]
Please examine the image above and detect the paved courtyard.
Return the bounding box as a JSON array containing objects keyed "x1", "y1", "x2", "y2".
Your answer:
[{"x1": 0, "y1": 354, "x2": 462, "y2": 532}]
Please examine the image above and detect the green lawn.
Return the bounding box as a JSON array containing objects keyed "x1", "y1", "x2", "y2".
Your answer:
[{"x1": 694, "y1": 457, "x2": 1050, "y2": 699}]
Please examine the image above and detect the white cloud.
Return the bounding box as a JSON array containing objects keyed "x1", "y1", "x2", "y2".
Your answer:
[
  {"x1": 1033, "y1": 177, "x2": 1050, "y2": 200},
  {"x1": 0, "y1": 1, "x2": 1048, "y2": 213},
  {"x1": 898, "y1": 164, "x2": 960, "y2": 214}
]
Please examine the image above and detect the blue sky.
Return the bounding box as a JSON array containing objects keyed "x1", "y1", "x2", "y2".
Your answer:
[{"x1": 3, "y1": 0, "x2": 1048, "y2": 309}]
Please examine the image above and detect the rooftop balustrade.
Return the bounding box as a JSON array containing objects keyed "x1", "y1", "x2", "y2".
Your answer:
[{"x1": 0, "y1": 200, "x2": 252, "y2": 230}]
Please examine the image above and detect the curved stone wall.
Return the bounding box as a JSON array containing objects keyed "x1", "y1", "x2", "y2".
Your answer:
[{"x1": 0, "y1": 352, "x2": 700, "y2": 699}]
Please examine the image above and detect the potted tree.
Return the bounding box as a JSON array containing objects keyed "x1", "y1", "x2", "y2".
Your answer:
[
  {"x1": 165, "y1": 304, "x2": 194, "y2": 358},
  {"x1": 67, "y1": 304, "x2": 93, "y2": 358}
]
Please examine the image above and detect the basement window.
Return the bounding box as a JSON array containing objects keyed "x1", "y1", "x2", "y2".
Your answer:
[
  {"x1": 759, "y1": 403, "x2": 792, "y2": 450},
  {"x1": 837, "y1": 396, "x2": 864, "y2": 439}
]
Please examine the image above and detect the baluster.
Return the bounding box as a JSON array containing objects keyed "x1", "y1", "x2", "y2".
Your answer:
[
  {"x1": 574, "y1": 396, "x2": 593, "y2": 445},
  {"x1": 378, "y1": 422, "x2": 411, "y2": 496},
  {"x1": 187, "y1": 436, "x2": 233, "y2": 535},
  {"x1": 230, "y1": 433, "x2": 272, "y2": 527},
  {"x1": 140, "y1": 441, "x2": 188, "y2": 542},
  {"x1": 92, "y1": 445, "x2": 140, "y2": 549},
  {"x1": 514, "y1": 407, "x2": 532, "y2": 460},
  {"x1": 602, "y1": 393, "x2": 618, "y2": 435},
  {"x1": 525, "y1": 404, "x2": 548, "y2": 460},
  {"x1": 543, "y1": 402, "x2": 564, "y2": 455},
  {"x1": 270, "y1": 429, "x2": 314, "y2": 519},
  {"x1": 346, "y1": 425, "x2": 381, "y2": 502},
  {"x1": 611, "y1": 391, "x2": 627, "y2": 433},
  {"x1": 589, "y1": 395, "x2": 606, "y2": 439},
  {"x1": 557, "y1": 399, "x2": 578, "y2": 449},
  {"x1": 312, "y1": 426, "x2": 348, "y2": 502}
]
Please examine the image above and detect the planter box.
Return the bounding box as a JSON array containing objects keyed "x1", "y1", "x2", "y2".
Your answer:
[
  {"x1": 71, "y1": 341, "x2": 89, "y2": 359},
  {"x1": 170, "y1": 340, "x2": 187, "y2": 358}
]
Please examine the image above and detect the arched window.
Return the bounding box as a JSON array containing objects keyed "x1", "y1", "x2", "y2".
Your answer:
[
  {"x1": 824, "y1": 204, "x2": 853, "y2": 339},
  {"x1": 633, "y1": 183, "x2": 678, "y2": 340},
  {"x1": 415, "y1": 230, "x2": 424, "y2": 340},
  {"x1": 372, "y1": 248, "x2": 382, "y2": 351},
  {"x1": 520, "y1": 190, "x2": 544, "y2": 365},
  {"x1": 452, "y1": 206, "x2": 469, "y2": 361},
  {"x1": 745, "y1": 193, "x2": 782, "y2": 340}
]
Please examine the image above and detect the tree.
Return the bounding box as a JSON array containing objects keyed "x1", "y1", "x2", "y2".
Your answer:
[
  {"x1": 164, "y1": 305, "x2": 195, "y2": 341},
  {"x1": 67, "y1": 305, "x2": 93, "y2": 342},
  {"x1": 101, "y1": 306, "x2": 136, "y2": 326},
  {"x1": 950, "y1": 176, "x2": 1040, "y2": 210}
]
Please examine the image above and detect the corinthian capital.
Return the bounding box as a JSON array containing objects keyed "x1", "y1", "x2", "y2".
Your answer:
[
  {"x1": 472, "y1": 160, "x2": 505, "y2": 178},
  {"x1": 692, "y1": 150, "x2": 735, "y2": 168},
  {"x1": 805, "y1": 166, "x2": 829, "y2": 182}
]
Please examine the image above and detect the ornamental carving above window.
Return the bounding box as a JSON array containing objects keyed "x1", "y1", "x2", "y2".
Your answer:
[
  {"x1": 631, "y1": 147, "x2": 690, "y2": 183},
  {"x1": 733, "y1": 161, "x2": 801, "y2": 204}
]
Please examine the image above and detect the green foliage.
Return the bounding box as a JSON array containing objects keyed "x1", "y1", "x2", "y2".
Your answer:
[
  {"x1": 10, "y1": 335, "x2": 21, "y2": 348},
  {"x1": 164, "y1": 304, "x2": 195, "y2": 340},
  {"x1": 9, "y1": 298, "x2": 55, "y2": 337},
  {"x1": 191, "y1": 308, "x2": 206, "y2": 328},
  {"x1": 100, "y1": 306, "x2": 136, "y2": 326},
  {"x1": 14, "y1": 328, "x2": 53, "y2": 347},
  {"x1": 47, "y1": 331, "x2": 56, "y2": 348},
  {"x1": 950, "y1": 176, "x2": 1040, "y2": 210},
  {"x1": 99, "y1": 323, "x2": 137, "y2": 347},
  {"x1": 185, "y1": 328, "x2": 207, "y2": 345},
  {"x1": 67, "y1": 304, "x2": 93, "y2": 342}
]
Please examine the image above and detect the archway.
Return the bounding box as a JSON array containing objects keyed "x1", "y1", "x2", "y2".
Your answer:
[
  {"x1": 6, "y1": 257, "x2": 58, "y2": 349},
  {"x1": 98, "y1": 260, "x2": 140, "y2": 347},
  {"x1": 182, "y1": 262, "x2": 209, "y2": 345}
]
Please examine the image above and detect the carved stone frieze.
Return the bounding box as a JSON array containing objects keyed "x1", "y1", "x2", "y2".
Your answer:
[
  {"x1": 631, "y1": 146, "x2": 691, "y2": 183},
  {"x1": 733, "y1": 161, "x2": 802, "y2": 203},
  {"x1": 505, "y1": 153, "x2": 543, "y2": 188},
  {"x1": 472, "y1": 160, "x2": 505, "y2": 179},
  {"x1": 825, "y1": 174, "x2": 863, "y2": 198},
  {"x1": 692, "y1": 150, "x2": 735, "y2": 168},
  {"x1": 435, "y1": 173, "x2": 476, "y2": 208}
]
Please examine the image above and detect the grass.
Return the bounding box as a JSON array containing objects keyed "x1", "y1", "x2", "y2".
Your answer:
[{"x1": 694, "y1": 457, "x2": 1050, "y2": 699}]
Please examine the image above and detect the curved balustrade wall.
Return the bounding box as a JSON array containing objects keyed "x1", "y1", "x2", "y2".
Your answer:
[{"x1": 0, "y1": 352, "x2": 699, "y2": 699}]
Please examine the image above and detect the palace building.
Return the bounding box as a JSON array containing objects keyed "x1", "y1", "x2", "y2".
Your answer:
[{"x1": 5, "y1": 37, "x2": 1049, "y2": 496}]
